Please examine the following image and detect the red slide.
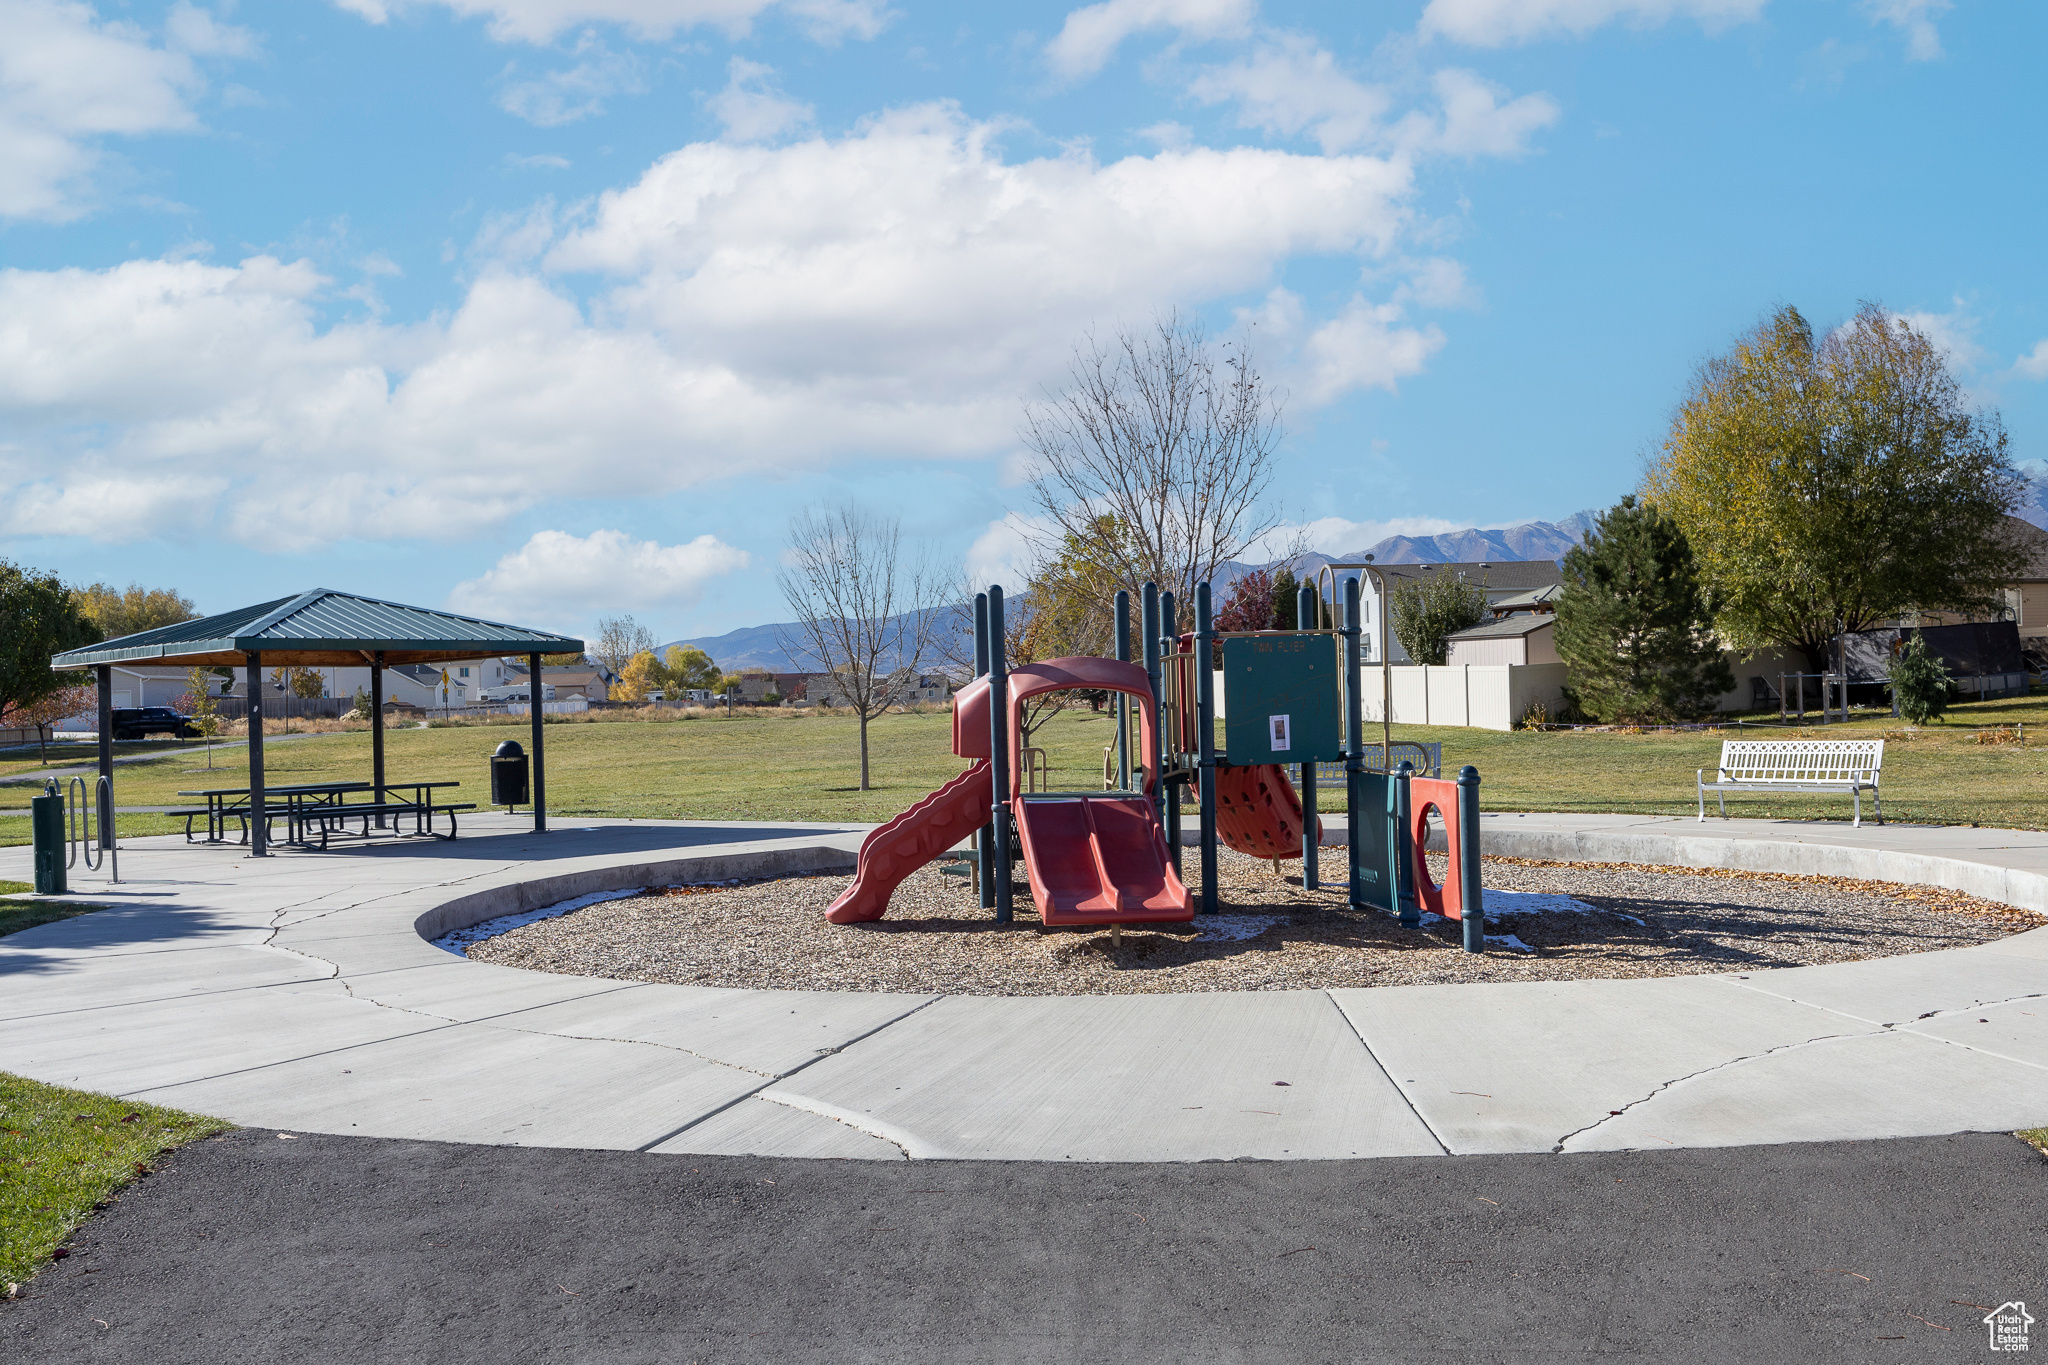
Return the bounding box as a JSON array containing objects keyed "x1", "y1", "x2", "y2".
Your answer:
[
  {"x1": 1214, "y1": 764, "x2": 1323, "y2": 862},
  {"x1": 826, "y1": 760, "x2": 992, "y2": 924},
  {"x1": 1014, "y1": 796, "x2": 1192, "y2": 926}
]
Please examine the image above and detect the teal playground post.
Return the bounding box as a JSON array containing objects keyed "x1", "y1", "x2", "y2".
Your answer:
[
  {"x1": 987, "y1": 585, "x2": 1013, "y2": 924},
  {"x1": 1195, "y1": 581, "x2": 1218, "y2": 914},
  {"x1": 974, "y1": 591, "x2": 996, "y2": 910},
  {"x1": 1297, "y1": 577, "x2": 1320, "y2": 890}
]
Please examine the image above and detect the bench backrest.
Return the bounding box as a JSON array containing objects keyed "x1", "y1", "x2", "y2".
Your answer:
[{"x1": 1719, "y1": 738, "x2": 1883, "y2": 782}]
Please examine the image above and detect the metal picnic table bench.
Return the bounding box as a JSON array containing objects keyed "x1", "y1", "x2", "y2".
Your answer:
[
  {"x1": 1697, "y1": 738, "x2": 1885, "y2": 827},
  {"x1": 176, "y1": 780, "x2": 475, "y2": 848}
]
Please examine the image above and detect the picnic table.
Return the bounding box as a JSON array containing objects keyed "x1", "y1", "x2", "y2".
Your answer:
[{"x1": 176, "y1": 780, "x2": 473, "y2": 848}]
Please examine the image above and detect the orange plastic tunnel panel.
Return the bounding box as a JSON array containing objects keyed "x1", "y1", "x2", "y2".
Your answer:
[{"x1": 1214, "y1": 764, "x2": 1321, "y2": 862}]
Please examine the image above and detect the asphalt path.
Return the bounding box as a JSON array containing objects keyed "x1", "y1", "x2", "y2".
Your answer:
[{"x1": 3, "y1": 1130, "x2": 2042, "y2": 1363}]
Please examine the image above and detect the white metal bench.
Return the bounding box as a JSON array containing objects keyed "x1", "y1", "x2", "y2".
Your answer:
[{"x1": 1698, "y1": 739, "x2": 1885, "y2": 827}]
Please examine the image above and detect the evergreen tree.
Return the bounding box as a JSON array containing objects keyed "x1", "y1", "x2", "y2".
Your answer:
[
  {"x1": 1272, "y1": 566, "x2": 1300, "y2": 629},
  {"x1": 1886, "y1": 632, "x2": 1951, "y2": 725},
  {"x1": 1555, "y1": 497, "x2": 1733, "y2": 722}
]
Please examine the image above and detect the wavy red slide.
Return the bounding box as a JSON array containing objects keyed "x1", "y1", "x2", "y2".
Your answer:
[{"x1": 825, "y1": 759, "x2": 993, "y2": 924}]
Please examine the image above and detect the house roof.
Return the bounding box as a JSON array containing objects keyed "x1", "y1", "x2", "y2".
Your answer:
[
  {"x1": 1447, "y1": 614, "x2": 1556, "y2": 641},
  {"x1": 1371, "y1": 560, "x2": 1564, "y2": 592},
  {"x1": 2007, "y1": 515, "x2": 2048, "y2": 581},
  {"x1": 1488, "y1": 584, "x2": 1563, "y2": 612},
  {"x1": 52, "y1": 590, "x2": 583, "y2": 670}
]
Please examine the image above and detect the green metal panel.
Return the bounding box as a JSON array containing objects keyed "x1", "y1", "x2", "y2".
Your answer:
[
  {"x1": 51, "y1": 589, "x2": 584, "y2": 669},
  {"x1": 1221, "y1": 634, "x2": 1343, "y2": 765}
]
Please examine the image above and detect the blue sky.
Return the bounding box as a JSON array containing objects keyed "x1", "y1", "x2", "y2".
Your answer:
[{"x1": 2, "y1": 0, "x2": 2043, "y2": 646}]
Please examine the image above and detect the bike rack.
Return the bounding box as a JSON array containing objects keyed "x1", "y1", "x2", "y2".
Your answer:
[{"x1": 65, "y1": 774, "x2": 119, "y2": 884}]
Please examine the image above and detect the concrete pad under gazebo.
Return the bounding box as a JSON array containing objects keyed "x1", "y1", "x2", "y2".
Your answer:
[{"x1": 51, "y1": 590, "x2": 585, "y2": 856}]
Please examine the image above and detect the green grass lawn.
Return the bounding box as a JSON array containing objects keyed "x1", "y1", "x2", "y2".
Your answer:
[
  {"x1": 0, "y1": 878, "x2": 103, "y2": 938},
  {"x1": 0, "y1": 1073, "x2": 230, "y2": 1291},
  {"x1": 2, "y1": 691, "x2": 2044, "y2": 847}
]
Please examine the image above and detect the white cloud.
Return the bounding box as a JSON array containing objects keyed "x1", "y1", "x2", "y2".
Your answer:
[
  {"x1": 1189, "y1": 39, "x2": 1555, "y2": 161},
  {"x1": 449, "y1": 528, "x2": 750, "y2": 620},
  {"x1": 1417, "y1": 68, "x2": 1559, "y2": 158},
  {"x1": 1300, "y1": 296, "x2": 1446, "y2": 402},
  {"x1": 2011, "y1": 341, "x2": 2048, "y2": 383},
  {"x1": 1246, "y1": 515, "x2": 1468, "y2": 560},
  {"x1": 1890, "y1": 301, "x2": 1986, "y2": 372},
  {"x1": 497, "y1": 40, "x2": 645, "y2": 125},
  {"x1": 0, "y1": 108, "x2": 1432, "y2": 549},
  {"x1": 1863, "y1": 0, "x2": 1949, "y2": 61},
  {"x1": 337, "y1": 0, "x2": 889, "y2": 45},
  {"x1": 1045, "y1": 0, "x2": 1255, "y2": 79},
  {"x1": 708, "y1": 57, "x2": 812, "y2": 142},
  {"x1": 506, "y1": 151, "x2": 573, "y2": 168},
  {"x1": 0, "y1": 0, "x2": 251, "y2": 221},
  {"x1": 1418, "y1": 0, "x2": 1766, "y2": 47},
  {"x1": 1188, "y1": 32, "x2": 1389, "y2": 153},
  {"x1": 964, "y1": 513, "x2": 1048, "y2": 590}
]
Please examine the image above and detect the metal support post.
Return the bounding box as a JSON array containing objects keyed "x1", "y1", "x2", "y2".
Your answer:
[
  {"x1": 1342, "y1": 577, "x2": 1366, "y2": 910},
  {"x1": 1298, "y1": 579, "x2": 1320, "y2": 890},
  {"x1": 1142, "y1": 582, "x2": 1161, "y2": 828},
  {"x1": 94, "y1": 664, "x2": 114, "y2": 851},
  {"x1": 988, "y1": 586, "x2": 1013, "y2": 924},
  {"x1": 245, "y1": 652, "x2": 267, "y2": 856},
  {"x1": 1114, "y1": 589, "x2": 1131, "y2": 790},
  {"x1": 974, "y1": 592, "x2": 995, "y2": 909},
  {"x1": 1393, "y1": 760, "x2": 1417, "y2": 927},
  {"x1": 370, "y1": 652, "x2": 387, "y2": 829},
  {"x1": 1458, "y1": 764, "x2": 1483, "y2": 954},
  {"x1": 1195, "y1": 581, "x2": 1218, "y2": 915},
  {"x1": 529, "y1": 651, "x2": 547, "y2": 833},
  {"x1": 1160, "y1": 589, "x2": 1181, "y2": 878}
]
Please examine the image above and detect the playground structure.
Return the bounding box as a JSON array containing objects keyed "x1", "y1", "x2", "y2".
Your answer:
[{"x1": 826, "y1": 575, "x2": 1486, "y2": 952}]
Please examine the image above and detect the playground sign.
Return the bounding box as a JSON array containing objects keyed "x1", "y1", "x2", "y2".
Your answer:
[{"x1": 1222, "y1": 635, "x2": 1342, "y2": 764}]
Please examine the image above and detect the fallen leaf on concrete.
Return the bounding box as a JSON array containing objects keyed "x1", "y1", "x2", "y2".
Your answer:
[
  {"x1": 50, "y1": 1249, "x2": 69, "y2": 1260},
  {"x1": 275, "y1": 1133, "x2": 298, "y2": 1140},
  {"x1": 1905, "y1": 1314, "x2": 1949, "y2": 1331},
  {"x1": 1273, "y1": 1081, "x2": 1291, "y2": 1087},
  {"x1": 1820, "y1": 1269, "x2": 1872, "y2": 1281},
  {"x1": 1477, "y1": 1198, "x2": 1499, "y2": 1206},
  {"x1": 557, "y1": 1285, "x2": 580, "y2": 1296}
]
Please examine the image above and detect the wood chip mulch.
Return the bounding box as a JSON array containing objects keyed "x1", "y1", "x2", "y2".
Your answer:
[{"x1": 462, "y1": 848, "x2": 2045, "y2": 996}]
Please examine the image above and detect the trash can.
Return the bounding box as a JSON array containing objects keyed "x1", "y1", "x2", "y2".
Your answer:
[
  {"x1": 32, "y1": 780, "x2": 66, "y2": 896},
  {"x1": 490, "y1": 739, "x2": 529, "y2": 810}
]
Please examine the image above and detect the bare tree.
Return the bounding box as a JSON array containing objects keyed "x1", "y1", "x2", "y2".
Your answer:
[
  {"x1": 592, "y1": 614, "x2": 656, "y2": 683},
  {"x1": 778, "y1": 505, "x2": 947, "y2": 791},
  {"x1": 1023, "y1": 312, "x2": 1288, "y2": 633}
]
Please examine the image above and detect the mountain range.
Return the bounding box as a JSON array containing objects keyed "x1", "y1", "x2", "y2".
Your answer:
[
  {"x1": 679, "y1": 469, "x2": 2048, "y2": 672},
  {"x1": 672, "y1": 510, "x2": 1607, "y2": 671}
]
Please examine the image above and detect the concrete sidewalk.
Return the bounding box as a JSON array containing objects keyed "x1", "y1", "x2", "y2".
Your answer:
[{"x1": 3, "y1": 811, "x2": 2046, "y2": 1161}]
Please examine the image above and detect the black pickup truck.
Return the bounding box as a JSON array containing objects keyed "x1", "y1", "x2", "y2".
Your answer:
[{"x1": 110, "y1": 707, "x2": 201, "y2": 741}]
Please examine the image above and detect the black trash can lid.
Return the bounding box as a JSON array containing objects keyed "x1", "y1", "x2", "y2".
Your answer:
[{"x1": 493, "y1": 739, "x2": 526, "y2": 758}]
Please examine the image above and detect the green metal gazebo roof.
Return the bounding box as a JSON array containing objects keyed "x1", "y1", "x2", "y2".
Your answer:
[{"x1": 52, "y1": 589, "x2": 585, "y2": 670}]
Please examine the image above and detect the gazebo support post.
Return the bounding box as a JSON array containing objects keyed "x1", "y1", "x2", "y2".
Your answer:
[
  {"x1": 371, "y1": 652, "x2": 386, "y2": 830},
  {"x1": 95, "y1": 665, "x2": 113, "y2": 850},
  {"x1": 528, "y1": 652, "x2": 547, "y2": 833},
  {"x1": 246, "y1": 651, "x2": 267, "y2": 857}
]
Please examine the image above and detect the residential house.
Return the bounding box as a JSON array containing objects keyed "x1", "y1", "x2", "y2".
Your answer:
[
  {"x1": 1444, "y1": 614, "x2": 1561, "y2": 667},
  {"x1": 1359, "y1": 560, "x2": 1565, "y2": 663}
]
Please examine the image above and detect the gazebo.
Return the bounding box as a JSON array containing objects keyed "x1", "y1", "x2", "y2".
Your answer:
[{"x1": 51, "y1": 590, "x2": 585, "y2": 856}]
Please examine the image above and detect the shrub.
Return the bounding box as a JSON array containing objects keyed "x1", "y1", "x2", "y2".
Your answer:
[{"x1": 1887, "y1": 632, "x2": 1952, "y2": 725}]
